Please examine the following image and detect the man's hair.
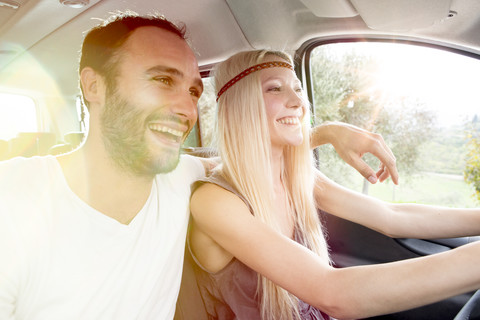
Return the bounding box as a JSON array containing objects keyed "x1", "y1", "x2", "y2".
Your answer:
[{"x1": 78, "y1": 11, "x2": 186, "y2": 107}]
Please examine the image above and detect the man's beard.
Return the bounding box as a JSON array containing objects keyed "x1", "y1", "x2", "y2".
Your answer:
[{"x1": 100, "y1": 86, "x2": 182, "y2": 176}]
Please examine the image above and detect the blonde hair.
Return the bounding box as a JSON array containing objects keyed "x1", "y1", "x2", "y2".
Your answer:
[{"x1": 213, "y1": 50, "x2": 330, "y2": 320}]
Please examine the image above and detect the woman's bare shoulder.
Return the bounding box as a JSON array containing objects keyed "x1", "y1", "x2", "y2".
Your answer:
[
  {"x1": 191, "y1": 182, "x2": 248, "y2": 216},
  {"x1": 190, "y1": 182, "x2": 246, "y2": 272}
]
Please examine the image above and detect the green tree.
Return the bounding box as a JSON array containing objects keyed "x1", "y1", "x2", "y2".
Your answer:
[
  {"x1": 311, "y1": 45, "x2": 436, "y2": 193},
  {"x1": 197, "y1": 77, "x2": 217, "y2": 147},
  {"x1": 464, "y1": 118, "x2": 480, "y2": 203}
]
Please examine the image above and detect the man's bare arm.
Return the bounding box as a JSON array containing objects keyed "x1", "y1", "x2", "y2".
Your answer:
[{"x1": 311, "y1": 121, "x2": 398, "y2": 184}]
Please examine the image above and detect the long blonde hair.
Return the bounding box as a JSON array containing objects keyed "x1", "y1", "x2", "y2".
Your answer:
[{"x1": 213, "y1": 50, "x2": 330, "y2": 320}]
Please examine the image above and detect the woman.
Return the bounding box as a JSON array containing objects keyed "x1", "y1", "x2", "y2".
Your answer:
[{"x1": 188, "y1": 49, "x2": 480, "y2": 320}]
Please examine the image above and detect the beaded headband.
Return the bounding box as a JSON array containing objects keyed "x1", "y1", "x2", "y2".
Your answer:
[{"x1": 216, "y1": 61, "x2": 294, "y2": 102}]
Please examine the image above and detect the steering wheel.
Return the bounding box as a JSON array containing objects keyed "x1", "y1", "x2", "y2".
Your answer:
[{"x1": 454, "y1": 290, "x2": 480, "y2": 320}]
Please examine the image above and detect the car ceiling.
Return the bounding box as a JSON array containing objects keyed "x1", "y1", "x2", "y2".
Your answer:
[{"x1": 1, "y1": 0, "x2": 480, "y2": 101}]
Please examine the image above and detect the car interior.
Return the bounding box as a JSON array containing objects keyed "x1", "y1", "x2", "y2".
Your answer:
[{"x1": 1, "y1": 0, "x2": 480, "y2": 319}]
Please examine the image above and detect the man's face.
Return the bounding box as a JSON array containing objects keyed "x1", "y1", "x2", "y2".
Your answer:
[{"x1": 100, "y1": 26, "x2": 202, "y2": 176}]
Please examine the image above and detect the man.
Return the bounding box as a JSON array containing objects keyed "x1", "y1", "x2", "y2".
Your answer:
[{"x1": 0, "y1": 12, "x2": 397, "y2": 319}]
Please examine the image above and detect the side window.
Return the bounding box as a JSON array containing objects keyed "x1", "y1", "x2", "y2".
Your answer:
[
  {"x1": 0, "y1": 92, "x2": 37, "y2": 140},
  {"x1": 0, "y1": 93, "x2": 39, "y2": 160},
  {"x1": 309, "y1": 42, "x2": 480, "y2": 207},
  {"x1": 197, "y1": 76, "x2": 217, "y2": 147},
  {"x1": 184, "y1": 76, "x2": 217, "y2": 148}
]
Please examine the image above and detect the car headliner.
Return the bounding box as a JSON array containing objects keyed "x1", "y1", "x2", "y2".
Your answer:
[{"x1": 1, "y1": 0, "x2": 480, "y2": 103}]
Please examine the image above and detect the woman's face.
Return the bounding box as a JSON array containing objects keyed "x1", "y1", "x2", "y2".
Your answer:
[{"x1": 260, "y1": 58, "x2": 306, "y2": 152}]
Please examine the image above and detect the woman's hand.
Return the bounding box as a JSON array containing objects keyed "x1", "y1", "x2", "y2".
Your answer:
[{"x1": 311, "y1": 121, "x2": 399, "y2": 185}]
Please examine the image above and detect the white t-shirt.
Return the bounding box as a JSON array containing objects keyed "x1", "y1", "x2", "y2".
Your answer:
[{"x1": 0, "y1": 155, "x2": 205, "y2": 320}]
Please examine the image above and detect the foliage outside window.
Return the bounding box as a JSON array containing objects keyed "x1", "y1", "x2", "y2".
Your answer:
[
  {"x1": 465, "y1": 122, "x2": 480, "y2": 201},
  {"x1": 183, "y1": 77, "x2": 216, "y2": 148},
  {"x1": 197, "y1": 77, "x2": 217, "y2": 148},
  {"x1": 310, "y1": 42, "x2": 480, "y2": 207}
]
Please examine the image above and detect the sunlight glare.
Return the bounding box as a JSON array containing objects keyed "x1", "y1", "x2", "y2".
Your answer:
[
  {"x1": 0, "y1": 93, "x2": 37, "y2": 140},
  {"x1": 364, "y1": 43, "x2": 480, "y2": 127},
  {"x1": 0, "y1": 49, "x2": 68, "y2": 140}
]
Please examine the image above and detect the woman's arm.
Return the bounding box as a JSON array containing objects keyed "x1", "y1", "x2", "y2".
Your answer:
[
  {"x1": 191, "y1": 183, "x2": 480, "y2": 319},
  {"x1": 311, "y1": 122, "x2": 398, "y2": 185},
  {"x1": 314, "y1": 169, "x2": 480, "y2": 239}
]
